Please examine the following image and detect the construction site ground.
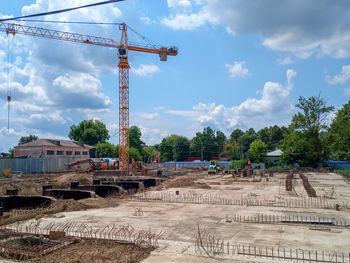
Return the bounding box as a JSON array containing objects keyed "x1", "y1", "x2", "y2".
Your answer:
[{"x1": 3, "y1": 170, "x2": 349, "y2": 262}]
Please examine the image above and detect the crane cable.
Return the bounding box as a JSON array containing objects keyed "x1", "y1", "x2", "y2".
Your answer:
[
  {"x1": 0, "y1": 0, "x2": 125, "y2": 22},
  {"x1": 7, "y1": 33, "x2": 14, "y2": 132}
]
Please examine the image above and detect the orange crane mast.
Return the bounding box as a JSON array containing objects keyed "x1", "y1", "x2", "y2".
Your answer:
[{"x1": 0, "y1": 22, "x2": 178, "y2": 170}]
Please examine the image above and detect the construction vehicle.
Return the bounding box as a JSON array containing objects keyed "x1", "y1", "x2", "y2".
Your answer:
[
  {"x1": 208, "y1": 160, "x2": 217, "y2": 174},
  {"x1": 0, "y1": 22, "x2": 178, "y2": 171},
  {"x1": 2, "y1": 168, "x2": 11, "y2": 177},
  {"x1": 131, "y1": 158, "x2": 150, "y2": 176},
  {"x1": 66, "y1": 158, "x2": 118, "y2": 172}
]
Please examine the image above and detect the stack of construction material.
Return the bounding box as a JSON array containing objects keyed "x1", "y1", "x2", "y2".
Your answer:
[
  {"x1": 285, "y1": 173, "x2": 294, "y2": 191},
  {"x1": 300, "y1": 173, "x2": 317, "y2": 197}
]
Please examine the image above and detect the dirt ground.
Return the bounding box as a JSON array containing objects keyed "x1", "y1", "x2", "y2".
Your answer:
[
  {"x1": 2, "y1": 170, "x2": 350, "y2": 262},
  {"x1": 33, "y1": 239, "x2": 153, "y2": 263},
  {"x1": 0, "y1": 172, "x2": 93, "y2": 196}
]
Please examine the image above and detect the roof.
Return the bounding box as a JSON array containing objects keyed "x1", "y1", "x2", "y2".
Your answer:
[
  {"x1": 14, "y1": 139, "x2": 94, "y2": 149},
  {"x1": 266, "y1": 149, "x2": 283, "y2": 157}
]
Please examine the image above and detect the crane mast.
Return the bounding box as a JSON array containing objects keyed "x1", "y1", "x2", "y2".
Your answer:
[
  {"x1": 118, "y1": 23, "x2": 130, "y2": 170},
  {"x1": 0, "y1": 21, "x2": 178, "y2": 171}
]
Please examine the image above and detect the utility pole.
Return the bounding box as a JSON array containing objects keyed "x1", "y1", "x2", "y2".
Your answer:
[
  {"x1": 240, "y1": 138, "x2": 244, "y2": 159},
  {"x1": 200, "y1": 141, "x2": 204, "y2": 161}
]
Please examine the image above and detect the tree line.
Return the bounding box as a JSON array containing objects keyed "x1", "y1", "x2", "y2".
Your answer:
[{"x1": 13, "y1": 96, "x2": 350, "y2": 167}]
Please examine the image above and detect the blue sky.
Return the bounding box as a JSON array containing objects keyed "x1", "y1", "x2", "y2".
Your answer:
[{"x1": 0, "y1": 0, "x2": 350, "y2": 152}]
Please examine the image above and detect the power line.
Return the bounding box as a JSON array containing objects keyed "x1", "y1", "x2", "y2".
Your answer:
[
  {"x1": 17, "y1": 19, "x2": 122, "y2": 26},
  {"x1": 0, "y1": 0, "x2": 125, "y2": 22}
]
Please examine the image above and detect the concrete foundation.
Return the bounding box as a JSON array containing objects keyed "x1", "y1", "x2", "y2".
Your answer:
[
  {"x1": 43, "y1": 189, "x2": 95, "y2": 200},
  {"x1": 0, "y1": 195, "x2": 55, "y2": 212},
  {"x1": 114, "y1": 181, "x2": 144, "y2": 191},
  {"x1": 70, "y1": 182, "x2": 123, "y2": 198}
]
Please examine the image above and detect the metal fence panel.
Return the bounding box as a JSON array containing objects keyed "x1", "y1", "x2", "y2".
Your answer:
[
  {"x1": 1, "y1": 159, "x2": 232, "y2": 174},
  {"x1": 0, "y1": 157, "x2": 88, "y2": 174},
  {"x1": 144, "y1": 161, "x2": 231, "y2": 169},
  {"x1": 327, "y1": 161, "x2": 350, "y2": 170}
]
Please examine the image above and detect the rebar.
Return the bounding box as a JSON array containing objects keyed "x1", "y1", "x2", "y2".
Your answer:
[
  {"x1": 127, "y1": 192, "x2": 348, "y2": 210},
  {"x1": 7, "y1": 221, "x2": 164, "y2": 249},
  {"x1": 195, "y1": 225, "x2": 349, "y2": 262}
]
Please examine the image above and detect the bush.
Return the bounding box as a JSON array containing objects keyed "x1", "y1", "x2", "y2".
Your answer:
[
  {"x1": 265, "y1": 161, "x2": 293, "y2": 169},
  {"x1": 229, "y1": 159, "x2": 246, "y2": 169},
  {"x1": 337, "y1": 170, "x2": 350, "y2": 177}
]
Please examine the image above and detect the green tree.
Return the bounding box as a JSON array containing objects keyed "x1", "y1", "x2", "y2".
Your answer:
[
  {"x1": 257, "y1": 125, "x2": 287, "y2": 151},
  {"x1": 129, "y1": 126, "x2": 145, "y2": 152},
  {"x1": 142, "y1": 146, "x2": 158, "y2": 163},
  {"x1": 159, "y1": 134, "x2": 190, "y2": 161},
  {"x1": 96, "y1": 142, "x2": 118, "y2": 158},
  {"x1": 257, "y1": 127, "x2": 269, "y2": 145},
  {"x1": 268, "y1": 125, "x2": 285, "y2": 150},
  {"x1": 327, "y1": 100, "x2": 350, "y2": 160},
  {"x1": 7, "y1": 148, "x2": 14, "y2": 158},
  {"x1": 291, "y1": 96, "x2": 334, "y2": 133},
  {"x1": 247, "y1": 139, "x2": 267, "y2": 163},
  {"x1": 230, "y1": 129, "x2": 244, "y2": 141},
  {"x1": 280, "y1": 131, "x2": 310, "y2": 166},
  {"x1": 18, "y1": 135, "x2": 38, "y2": 145},
  {"x1": 215, "y1": 131, "x2": 227, "y2": 154},
  {"x1": 281, "y1": 96, "x2": 334, "y2": 166},
  {"x1": 190, "y1": 127, "x2": 218, "y2": 160},
  {"x1": 239, "y1": 128, "x2": 258, "y2": 158},
  {"x1": 68, "y1": 120, "x2": 110, "y2": 146},
  {"x1": 223, "y1": 140, "x2": 241, "y2": 160},
  {"x1": 129, "y1": 147, "x2": 142, "y2": 161}
]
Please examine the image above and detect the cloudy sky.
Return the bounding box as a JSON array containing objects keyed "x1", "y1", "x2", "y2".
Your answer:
[{"x1": 0, "y1": 0, "x2": 349, "y2": 152}]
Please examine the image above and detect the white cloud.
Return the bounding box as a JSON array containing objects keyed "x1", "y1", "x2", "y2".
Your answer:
[
  {"x1": 131, "y1": 64, "x2": 159, "y2": 77},
  {"x1": 326, "y1": 65, "x2": 350, "y2": 85},
  {"x1": 287, "y1": 69, "x2": 297, "y2": 85},
  {"x1": 139, "y1": 112, "x2": 160, "y2": 120},
  {"x1": 164, "y1": 69, "x2": 296, "y2": 132},
  {"x1": 0, "y1": 127, "x2": 26, "y2": 137},
  {"x1": 277, "y1": 57, "x2": 294, "y2": 65},
  {"x1": 162, "y1": 0, "x2": 216, "y2": 30},
  {"x1": 167, "y1": 0, "x2": 192, "y2": 12},
  {"x1": 225, "y1": 61, "x2": 250, "y2": 78},
  {"x1": 162, "y1": 0, "x2": 350, "y2": 59},
  {"x1": 77, "y1": 108, "x2": 110, "y2": 120},
  {"x1": 138, "y1": 125, "x2": 169, "y2": 146},
  {"x1": 52, "y1": 73, "x2": 111, "y2": 109},
  {"x1": 345, "y1": 88, "x2": 350, "y2": 96},
  {"x1": 162, "y1": 12, "x2": 214, "y2": 31},
  {"x1": 140, "y1": 13, "x2": 154, "y2": 25}
]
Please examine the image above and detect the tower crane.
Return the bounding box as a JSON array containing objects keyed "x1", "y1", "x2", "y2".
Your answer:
[{"x1": 0, "y1": 22, "x2": 178, "y2": 170}]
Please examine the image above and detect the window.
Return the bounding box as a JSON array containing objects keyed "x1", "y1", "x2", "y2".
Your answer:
[
  {"x1": 47, "y1": 150, "x2": 54, "y2": 155},
  {"x1": 75, "y1": 151, "x2": 81, "y2": 155},
  {"x1": 57, "y1": 151, "x2": 64, "y2": 155},
  {"x1": 82, "y1": 151, "x2": 88, "y2": 156},
  {"x1": 66, "y1": 151, "x2": 72, "y2": 156}
]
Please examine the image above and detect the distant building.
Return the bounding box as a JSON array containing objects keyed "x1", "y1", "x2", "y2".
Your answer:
[
  {"x1": 0, "y1": 152, "x2": 9, "y2": 158},
  {"x1": 265, "y1": 149, "x2": 283, "y2": 163},
  {"x1": 14, "y1": 139, "x2": 94, "y2": 158}
]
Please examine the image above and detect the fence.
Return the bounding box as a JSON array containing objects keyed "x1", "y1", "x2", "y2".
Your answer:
[
  {"x1": 144, "y1": 161, "x2": 231, "y2": 169},
  {"x1": 6, "y1": 221, "x2": 165, "y2": 249},
  {"x1": 195, "y1": 225, "x2": 350, "y2": 262},
  {"x1": 327, "y1": 161, "x2": 350, "y2": 171},
  {"x1": 127, "y1": 192, "x2": 348, "y2": 210},
  {"x1": 0, "y1": 159, "x2": 232, "y2": 173},
  {"x1": 226, "y1": 214, "x2": 349, "y2": 228},
  {"x1": 0, "y1": 157, "x2": 88, "y2": 173}
]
